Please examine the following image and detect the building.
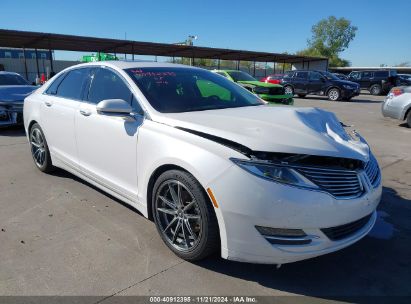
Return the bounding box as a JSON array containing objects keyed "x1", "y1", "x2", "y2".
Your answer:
[{"x1": 0, "y1": 47, "x2": 51, "y2": 60}]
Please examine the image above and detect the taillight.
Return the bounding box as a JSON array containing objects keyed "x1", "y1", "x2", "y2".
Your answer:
[{"x1": 391, "y1": 88, "x2": 404, "y2": 96}]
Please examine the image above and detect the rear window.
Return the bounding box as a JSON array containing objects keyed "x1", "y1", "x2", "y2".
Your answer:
[{"x1": 0, "y1": 73, "x2": 29, "y2": 86}]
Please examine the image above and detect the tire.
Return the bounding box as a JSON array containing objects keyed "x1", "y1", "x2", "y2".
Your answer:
[
  {"x1": 29, "y1": 123, "x2": 54, "y2": 173},
  {"x1": 152, "y1": 170, "x2": 219, "y2": 261},
  {"x1": 406, "y1": 110, "x2": 411, "y2": 128},
  {"x1": 284, "y1": 86, "x2": 294, "y2": 96},
  {"x1": 297, "y1": 94, "x2": 306, "y2": 98},
  {"x1": 370, "y1": 84, "x2": 382, "y2": 96},
  {"x1": 327, "y1": 88, "x2": 341, "y2": 101}
]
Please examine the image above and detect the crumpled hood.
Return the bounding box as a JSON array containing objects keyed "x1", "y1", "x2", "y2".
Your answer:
[
  {"x1": 0, "y1": 85, "x2": 37, "y2": 103},
  {"x1": 155, "y1": 105, "x2": 370, "y2": 162}
]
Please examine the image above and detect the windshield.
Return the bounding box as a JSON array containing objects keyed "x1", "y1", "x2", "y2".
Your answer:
[
  {"x1": 226, "y1": 71, "x2": 257, "y2": 82},
  {"x1": 125, "y1": 67, "x2": 264, "y2": 113},
  {"x1": 322, "y1": 72, "x2": 340, "y2": 80},
  {"x1": 0, "y1": 74, "x2": 29, "y2": 86}
]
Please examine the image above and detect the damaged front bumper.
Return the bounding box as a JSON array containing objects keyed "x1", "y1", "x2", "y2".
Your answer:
[{"x1": 0, "y1": 102, "x2": 24, "y2": 127}]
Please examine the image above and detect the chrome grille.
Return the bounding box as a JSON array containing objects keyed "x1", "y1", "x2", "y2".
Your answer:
[
  {"x1": 364, "y1": 154, "x2": 380, "y2": 187},
  {"x1": 296, "y1": 166, "x2": 363, "y2": 198}
]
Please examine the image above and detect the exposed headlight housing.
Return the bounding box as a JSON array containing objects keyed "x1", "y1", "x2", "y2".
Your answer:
[{"x1": 231, "y1": 158, "x2": 319, "y2": 189}]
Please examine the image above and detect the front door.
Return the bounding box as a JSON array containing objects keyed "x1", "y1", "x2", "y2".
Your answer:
[{"x1": 75, "y1": 66, "x2": 144, "y2": 201}]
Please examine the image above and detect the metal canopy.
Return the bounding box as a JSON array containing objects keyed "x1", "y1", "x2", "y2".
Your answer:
[{"x1": 0, "y1": 29, "x2": 326, "y2": 64}]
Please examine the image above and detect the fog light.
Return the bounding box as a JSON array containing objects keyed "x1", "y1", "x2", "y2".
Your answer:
[
  {"x1": 255, "y1": 226, "x2": 306, "y2": 237},
  {"x1": 255, "y1": 226, "x2": 311, "y2": 245}
]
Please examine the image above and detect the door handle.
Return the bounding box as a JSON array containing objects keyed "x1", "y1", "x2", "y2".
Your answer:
[
  {"x1": 79, "y1": 109, "x2": 91, "y2": 116},
  {"x1": 44, "y1": 101, "x2": 53, "y2": 107}
]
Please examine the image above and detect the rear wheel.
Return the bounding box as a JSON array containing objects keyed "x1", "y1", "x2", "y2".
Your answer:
[
  {"x1": 370, "y1": 84, "x2": 382, "y2": 95},
  {"x1": 284, "y1": 86, "x2": 294, "y2": 96},
  {"x1": 327, "y1": 88, "x2": 340, "y2": 101},
  {"x1": 406, "y1": 110, "x2": 411, "y2": 128},
  {"x1": 152, "y1": 170, "x2": 219, "y2": 261},
  {"x1": 29, "y1": 123, "x2": 54, "y2": 172}
]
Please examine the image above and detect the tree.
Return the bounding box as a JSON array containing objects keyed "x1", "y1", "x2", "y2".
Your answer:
[{"x1": 298, "y1": 16, "x2": 357, "y2": 67}]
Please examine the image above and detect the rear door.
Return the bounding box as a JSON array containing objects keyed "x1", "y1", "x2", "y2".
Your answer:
[{"x1": 41, "y1": 68, "x2": 91, "y2": 167}]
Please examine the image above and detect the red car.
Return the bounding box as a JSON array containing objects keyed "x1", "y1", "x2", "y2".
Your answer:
[{"x1": 260, "y1": 74, "x2": 284, "y2": 85}]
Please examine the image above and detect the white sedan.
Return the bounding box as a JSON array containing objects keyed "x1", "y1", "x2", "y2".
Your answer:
[{"x1": 24, "y1": 61, "x2": 382, "y2": 264}]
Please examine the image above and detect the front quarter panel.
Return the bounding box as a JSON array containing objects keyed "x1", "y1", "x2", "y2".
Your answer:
[{"x1": 137, "y1": 120, "x2": 244, "y2": 251}]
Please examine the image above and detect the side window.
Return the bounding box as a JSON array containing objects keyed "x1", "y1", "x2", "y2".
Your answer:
[
  {"x1": 284, "y1": 72, "x2": 294, "y2": 78},
  {"x1": 295, "y1": 71, "x2": 308, "y2": 79},
  {"x1": 45, "y1": 73, "x2": 66, "y2": 95},
  {"x1": 88, "y1": 68, "x2": 132, "y2": 104},
  {"x1": 350, "y1": 72, "x2": 360, "y2": 80},
  {"x1": 309, "y1": 72, "x2": 322, "y2": 81},
  {"x1": 56, "y1": 68, "x2": 90, "y2": 100},
  {"x1": 362, "y1": 71, "x2": 372, "y2": 78},
  {"x1": 375, "y1": 71, "x2": 388, "y2": 78}
]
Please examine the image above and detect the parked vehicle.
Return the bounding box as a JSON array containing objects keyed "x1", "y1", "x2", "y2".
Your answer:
[
  {"x1": 0, "y1": 71, "x2": 37, "y2": 127},
  {"x1": 24, "y1": 61, "x2": 381, "y2": 264},
  {"x1": 260, "y1": 74, "x2": 284, "y2": 84},
  {"x1": 382, "y1": 86, "x2": 411, "y2": 127},
  {"x1": 280, "y1": 70, "x2": 360, "y2": 101},
  {"x1": 81, "y1": 52, "x2": 118, "y2": 62},
  {"x1": 333, "y1": 73, "x2": 349, "y2": 81},
  {"x1": 398, "y1": 74, "x2": 411, "y2": 86},
  {"x1": 212, "y1": 70, "x2": 293, "y2": 105},
  {"x1": 348, "y1": 70, "x2": 399, "y2": 95}
]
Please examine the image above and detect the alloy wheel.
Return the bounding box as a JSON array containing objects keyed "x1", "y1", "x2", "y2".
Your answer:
[
  {"x1": 329, "y1": 89, "x2": 339, "y2": 101},
  {"x1": 284, "y1": 86, "x2": 293, "y2": 95},
  {"x1": 30, "y1": 127, "x2": 46, "y2": 167},
  {"x1": 154, "y1": 180, "x2": 202, "y2": 252}
]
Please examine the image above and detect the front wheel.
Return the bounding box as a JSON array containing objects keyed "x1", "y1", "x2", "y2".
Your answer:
[
  {"x1": 284, "y1": 86, "x2": 294, "y2": 96},
  {"x1": 327, "y1": 88, "x2": 340, "y2": 101},
  {"x1": 29, "y1": 123, "x2": 54, "y2": 172},
  {"x1": 152, "y1": 170, "x2": 219, "y2": 261},
  {"x1": 406, "y1": 111, "x2": 411, "y2": 128}
]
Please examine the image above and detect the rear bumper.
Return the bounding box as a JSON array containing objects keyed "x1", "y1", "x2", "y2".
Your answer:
[{"x1": 0, "y1": 111, "x2": 23, "y2": 127}]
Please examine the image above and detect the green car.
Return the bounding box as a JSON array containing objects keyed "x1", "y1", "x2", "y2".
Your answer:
[
  {"x1": 212, "y1": 70, "x2": 293, "y2": 105},
  {"x1": 81, "y1": 53, "x2": 119, "y2": 63}
]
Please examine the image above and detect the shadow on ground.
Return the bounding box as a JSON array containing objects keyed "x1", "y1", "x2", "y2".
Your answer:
[{"x1": 194, "y1": 187, "x2": 411, "y2": 302}]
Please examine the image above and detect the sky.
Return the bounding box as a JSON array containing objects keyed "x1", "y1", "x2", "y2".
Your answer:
[{"x1": 1, "y1": 0, "x2": 410, "y2": 66}]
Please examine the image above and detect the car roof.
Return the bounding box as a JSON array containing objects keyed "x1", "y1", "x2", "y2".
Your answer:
[
  {"x1": 0, "y1": 71, "x2": 21, "y2": 76},
  {"x1": 71, "y1": 60, "x2": 198, "y2": 70}
]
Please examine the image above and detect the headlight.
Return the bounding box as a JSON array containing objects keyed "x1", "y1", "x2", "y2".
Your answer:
[
  {"x1": 231, "y1": 159, "x2": 319, "y2": 189},
  {"x1": 343, "y1": 84, "x2": 355, "y2": 89}
]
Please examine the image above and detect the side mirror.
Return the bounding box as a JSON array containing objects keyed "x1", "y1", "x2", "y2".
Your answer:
[
  {"x1": 320, "y1": 77, "x2": 326, "y2": 82},
  {"x1": 96, "y1": 99, "x2": 132, "y2": 115}
]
